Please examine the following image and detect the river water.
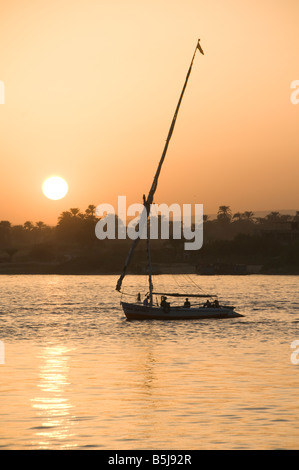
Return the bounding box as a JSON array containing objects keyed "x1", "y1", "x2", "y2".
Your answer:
[{"x1": 0, "y1": 274, "x2": 298, "y2": 450}]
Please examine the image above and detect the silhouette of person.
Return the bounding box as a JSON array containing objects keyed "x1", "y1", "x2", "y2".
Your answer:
[{"x1": 161, "y1": 296, "x2": 170, "y2": 312}]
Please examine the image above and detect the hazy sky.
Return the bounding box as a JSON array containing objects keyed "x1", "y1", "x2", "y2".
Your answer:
[{"x1": 0, "y1": 0, "x2": 298, "y2": 224}]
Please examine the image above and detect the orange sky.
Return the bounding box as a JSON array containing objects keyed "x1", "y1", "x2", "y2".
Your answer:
[{"x1": 0, "y1": 0, "x2": 299, "y2": 225}]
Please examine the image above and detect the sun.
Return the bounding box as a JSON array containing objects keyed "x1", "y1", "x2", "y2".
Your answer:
[{"x1": 42, "y1": 176, "x2": 68, "y2": 200}]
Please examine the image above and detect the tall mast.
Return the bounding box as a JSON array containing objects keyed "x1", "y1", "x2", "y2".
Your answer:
[
  {"x1": 116, "y1": 39, "x2": 204, "y2": 293},
  {"x1": 146, "y1": 230, "x2": 153, "y2": 305}
]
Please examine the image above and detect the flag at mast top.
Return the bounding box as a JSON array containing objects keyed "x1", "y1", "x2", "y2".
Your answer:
[{"x1": 197, "y1": 39, "x2": 204, "y2": 55}]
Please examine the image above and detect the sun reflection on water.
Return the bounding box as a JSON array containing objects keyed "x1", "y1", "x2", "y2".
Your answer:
[{"x1": 30, "y1": 345, "x2": 75, "y2": 449}]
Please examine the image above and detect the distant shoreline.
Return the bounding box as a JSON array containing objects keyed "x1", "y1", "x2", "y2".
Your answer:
[{"x1": 0, "y1": 263, "x2": 298, "y2": 276}]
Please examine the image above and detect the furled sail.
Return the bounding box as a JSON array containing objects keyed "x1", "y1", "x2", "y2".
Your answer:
[
  {"x1": 152, "y1": 292, "x2": 216, "y2": 298},
  {"x1": 116, "y1": 39, "x2": 204, "y2": 292}
]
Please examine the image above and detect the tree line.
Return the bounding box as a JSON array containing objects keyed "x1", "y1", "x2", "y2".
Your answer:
[
  {"x1": 1, "y1": 204, "x2": 299, "y2": 248},
  {"x1": 1, "y1": 204, "x2": 299, "y2": 273}
]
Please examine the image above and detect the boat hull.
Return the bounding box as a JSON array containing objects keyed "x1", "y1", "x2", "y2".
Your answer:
[{"x1": 121, "y1": 302, "x2": 243, "y2": 320}]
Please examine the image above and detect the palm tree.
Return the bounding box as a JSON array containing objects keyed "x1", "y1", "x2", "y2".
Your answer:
[
  {"x1": 233, "y1": 212, "x2": 242, "y2": 221},
  {"x1": 58, "y1": 211, "x2": 72, "y2": 223},
  {"x1": 24, "y1": 221, "x2": 34, "y2": 231},
  {"x1": 58, "y1": 208, "x2": 84, "y2": 224},
  {"x1": 35, "y1": 221, "x2": 47, "y2": 230},
  {"x1": 243, "y1": 211, "x2": 255, "y2": 222},
  {"x1": 217, "y1": 205, "x2": 232, "y2": 222},
  {"x1": 70, "y1": 208, "x2": 81, "y2": 217},
  {"x1": 0, "y1": 220, "x2": 11, "y2": 229},
  {"x1": 85, "y1": 205, "x2": 96, "y2": 219}
]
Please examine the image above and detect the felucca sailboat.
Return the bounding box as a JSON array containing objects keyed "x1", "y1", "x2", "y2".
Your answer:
[{"x1": 115, "y1": 40, "x2": 243, "y2": 320}]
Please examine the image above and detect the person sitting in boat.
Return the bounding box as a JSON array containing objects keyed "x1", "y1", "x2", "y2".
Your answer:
[
  {"x1": 143, "y1": 296, "x2": 149, "y2": 306},
  {"x1": 160, "y1": 296, "x2": 170, "y2": 312},
  {"x1": 204, "y1": 300, "x2": 211, "y2": 308},
  {"x1": 184, "y1": 298, "x2": 191, "y2": 308},
  {"x1": 213, "y1": 299, "x2": 219, "y2": 308}
]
